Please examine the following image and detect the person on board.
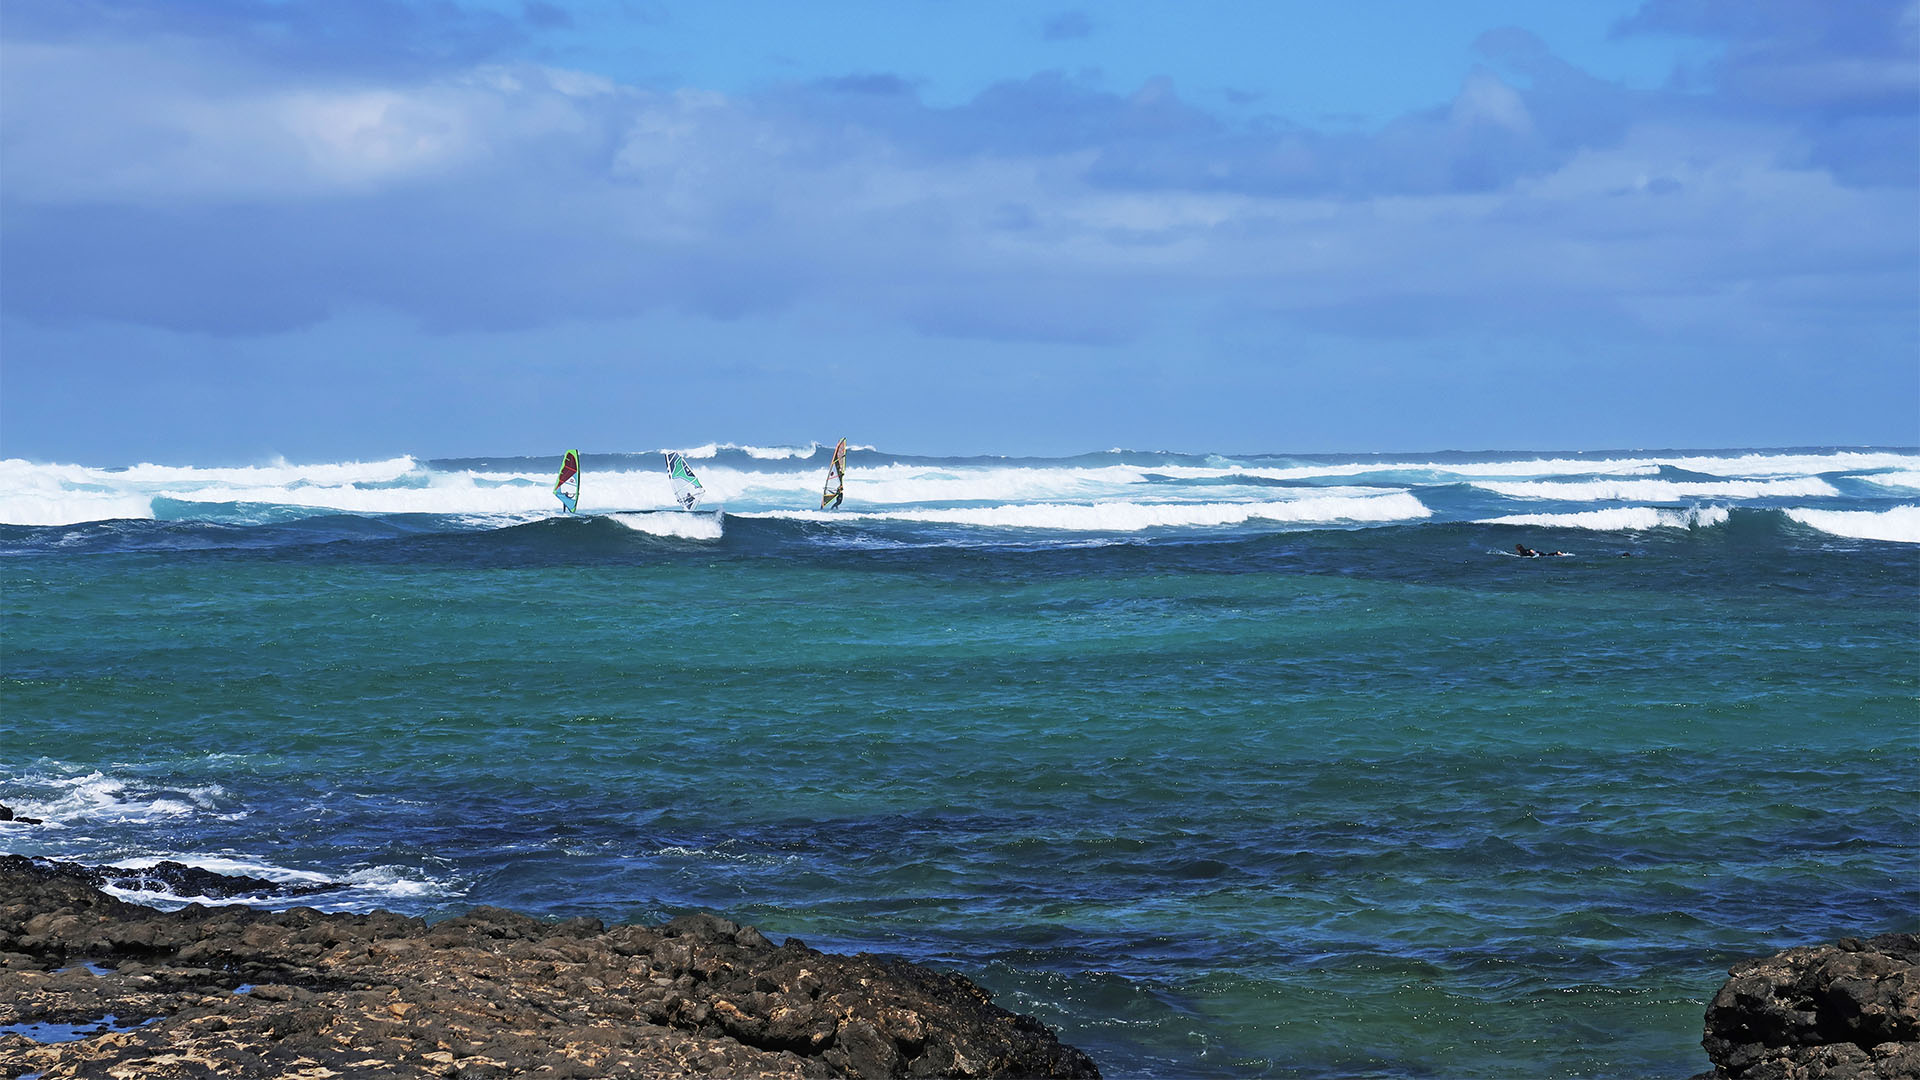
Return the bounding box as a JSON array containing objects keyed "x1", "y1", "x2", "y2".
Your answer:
[{"x1": 1514, "y1": 544, "x2": 1567, "y2": 558}]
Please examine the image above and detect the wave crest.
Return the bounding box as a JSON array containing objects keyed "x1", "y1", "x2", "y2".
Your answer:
[
  {"x1": 1478, "y1": 506, "x2": 1731, "y2": 531},
  {"x1": 749, "y1": 494, "x2": 1432, "y2": 531},
  {"x1": 1476, "y1": 478, "x2": 1839, "y2": 501},
  {"x1": 608, "y1": 510, "x2": 725, "y2": 539},
  {"x1": 1785, "y1": 506, "x2": 1920, "y2": 544}
]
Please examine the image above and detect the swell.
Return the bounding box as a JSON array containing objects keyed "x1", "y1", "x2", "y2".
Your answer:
[{"x1": 3, "y1": 504, "x2": 1914, "y2": 564}]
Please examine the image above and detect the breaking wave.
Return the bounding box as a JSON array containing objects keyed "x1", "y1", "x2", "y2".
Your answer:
[
  {"x1": 2, "y1": 448, "x2": 1913, "y2": 539},
  {"x1": 1478, "y1": 506, "x2": 1731, "y2": 531},
  {"x1": 94, "y1": 855, "x2": 459, "y2": 913},
  {"x1": 1784, "y1": 506, "x2": 1920, "y2": 544},
  {"x1": 607, "y1": 510, "x2": 726, "y2": 540},
  {"x1": 749, "y1": 493, "x2": 1431, "y2": 531},
  {"x1": 1474, "y1": 478, "x2": 1840, "y2": 501},
  {"x1": 1860, "y1": 471, "x2": 1920, "y2": 492}
]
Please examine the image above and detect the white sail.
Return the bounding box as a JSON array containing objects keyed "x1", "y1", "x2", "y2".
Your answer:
[
  {"x1": 665, "y1": 452, "x2": 704, "y2": 510},
  {"x1": 821, "y1": 438, "x2": 848, "y2": 510}
]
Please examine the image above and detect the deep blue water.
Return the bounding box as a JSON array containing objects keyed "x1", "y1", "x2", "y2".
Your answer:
[{"x1": 3, "y1": 446, "x2": 1916, "y2": 1076}]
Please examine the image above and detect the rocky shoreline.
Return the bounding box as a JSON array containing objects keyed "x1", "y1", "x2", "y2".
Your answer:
[
  {"x1": 2, "y1": 849, "x2": 1914, "y2": 1078},
  {"x1": 1693, "y1": 932, "x2": 1918, "y2": 1080},
  {"x1": 0, "y1": 855, "x2": 1100, "y2": 1078}
]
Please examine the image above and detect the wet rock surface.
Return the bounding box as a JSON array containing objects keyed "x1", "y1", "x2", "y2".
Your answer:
[
  {"x1": 3, "y1": 854, "x2": 344, "y2": 903},
  {"x1": 1, "y1": 856, "x2": 1100, "y2": 1079},
  {"x1": 1695, "y1": 933, "x2": 1919, "y2": 1080}
]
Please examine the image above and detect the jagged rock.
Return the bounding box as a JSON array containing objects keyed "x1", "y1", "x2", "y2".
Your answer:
[
  {"x1": 0, "y1": 806, "x2": 42, "y2": 825},
  {"x1": 0, "y1": 855, "x2": 1100, "y2": 1078},
  {"x1": 1695, "y1": 933, "x2": 1919, "y2": 1079},
  {"x1": 1, "y1": 854, "x2": 342, "y2": 902}
]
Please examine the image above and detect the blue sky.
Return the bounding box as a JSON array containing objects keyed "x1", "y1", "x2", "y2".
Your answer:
[{"x1": 1, "y1": 0, "x2": 1915, "y2": 464}]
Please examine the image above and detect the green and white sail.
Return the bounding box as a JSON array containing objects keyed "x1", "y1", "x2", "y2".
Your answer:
[{"x1": 665, "y1": 451, "x2": 705, "y2": 510}]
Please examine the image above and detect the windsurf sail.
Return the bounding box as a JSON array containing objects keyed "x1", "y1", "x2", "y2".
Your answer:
[
  {"x1": 665, "y1": 451, "x2": 705, "y2": 510},
  {"x1": 821, "y1": 437, "x2": 848, "y2": 510},
  {"x1": 553, "y1": 449, "x2": 580, "y2": 513}
]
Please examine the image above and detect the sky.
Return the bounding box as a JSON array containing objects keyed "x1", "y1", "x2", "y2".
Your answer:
[{"x1": 1, "y1": 0, "x2": 1916, "y2": 464}]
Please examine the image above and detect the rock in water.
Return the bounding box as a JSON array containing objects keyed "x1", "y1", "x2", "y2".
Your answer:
[
  {"x1": 1697, "y1": 933, "x2": 1919, "y2": 1079},
  {"x1": 0, "y1": 856, "x2": 1101, "y2": 1079},
  {"x1": 0, "y1": 854, "x2": 343, "y2": 901}
]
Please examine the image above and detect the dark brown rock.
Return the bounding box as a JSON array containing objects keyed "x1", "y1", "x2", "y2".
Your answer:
[
  {"x1": 1696, "y1": 933, "x2": 1920, "y2": 1079},
  {"x1": 0, "y1": 855, "x2": 1100, "y2": 1078}
]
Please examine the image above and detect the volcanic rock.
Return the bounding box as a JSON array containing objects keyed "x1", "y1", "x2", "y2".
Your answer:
[
  {"x1": 0, "y1": 855, "x2": 1100, "y2": 1078},
  {"x1": 1695, "y1": 933, "x2": 1919, "y2": 1079},
  {"x1": 3, "y1": 855, "x2": 345, "y2": 903}
]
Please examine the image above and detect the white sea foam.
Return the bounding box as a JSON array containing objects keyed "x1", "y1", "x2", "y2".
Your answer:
[
  {"x1": 1184, "y1": 449, "x2": 1916, "y2": 484},
  {"x1": 1860, "y1": 471, "x2": 1920, "y2": 492},
  {"x1": 3, "y1": 771, "x2": 226, "y2": 825},
  {"x1": 1144, "y1": 459, "x2": 1661, "y2": 482},
  {"x1": 160, "y1": 472, "x2": 545, "y2": 515},
  {"x1": 1784, "y1": 506, "x2": 1920, "y2": 544},
  {"x1": 93, "y1": 854, "x2": 459, "y2": 912},
  {"x1": 607, "y1": 510, "x2": 725, "y2": 539},
  {"x1": 1649, "y1": 450, "x2": 1919, "y2": 477},
  {"x1": 0, "y1": 456, "x2": 1410, "y2": 524},
  {"x1": 704, "y1": 442, "x2": 821, "y2": 460},
  {"x1": 0, "y1": 456, "x2": 422, "y2": 525},
  {"x1": 1479, "y1": 506, "x2": 1731, "y2": 531},
  {"x1": 671, "y1": 441, "x2": 821, "y2": 460},
  {"x1": 1476, "y1": 478, "x2": 1840, "y2": 501},
  {"x1": 653, "y1": 844, "x2": 800, "y2": 866},
  {"x1": 108, "y1": 854, "x2": 335, "y2": 886},
  {"x1": 0, "y1": 490, "x2": 158, "y2": 526},
  {"x1": 339, "y1": 864, "x2": 461, "y2": 900},
  {"x1": 114, "y1": 458, "x2": 420, "y2": 486},
  {"x1": 4, "y1": 448, "x2": 1913, "y2": 527},
  {"x1": 751, "y1": 493, "x2": 1432, "y2": 531}
]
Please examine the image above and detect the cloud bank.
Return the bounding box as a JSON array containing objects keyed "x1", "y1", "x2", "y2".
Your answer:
[{"x1": 0, "y1": 0, "x2": 1913, "y2": 359}]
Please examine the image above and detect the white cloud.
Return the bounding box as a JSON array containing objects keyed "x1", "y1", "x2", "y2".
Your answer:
[{"x1": 0, "y1": 21, "x2": 1911, "y2": 357}]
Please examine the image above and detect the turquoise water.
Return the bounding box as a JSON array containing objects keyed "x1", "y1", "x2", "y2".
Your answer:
[{"x1": 3, "y1": 447, "x2": 1917, "y2": 1076}]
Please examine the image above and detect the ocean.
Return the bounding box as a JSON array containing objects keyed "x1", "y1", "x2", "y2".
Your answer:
[{"x1": 2, "y1": 445, "x2": 1916, "y2": 1078}]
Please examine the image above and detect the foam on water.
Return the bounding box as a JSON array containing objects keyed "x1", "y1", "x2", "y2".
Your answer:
[
  {"x1": 107, "y1": 853, "x2": 335, "y2": 884},
  {"x1": 678, "y1": 442, "x2": 820, "y2": 460},
  {"x1": 0, "y1": 457, "x2": 424, "y2": 525},
  {"x1": 1647, "y1": 450, "x2": 1917, "y2": 476},
  {"x1": 1, "y1": 770, "x2": 227, "y2": 826},
  {"x1": 748, "y1": 493, "x2": 1432, "y2": 531},
  {"x1": 1475, "y1": 478, "x2": 1841, "y2": 501},
  {"x1": 3, "y1": 447, "x2": 1914, "y2": 528},
  {"x1": 1784, "y1": 505, "x2": 1920, "y2": 543},
  {"x1": 92, "y1": 855, "x2": 460, "y2": 912},
  {"x1": 608, "y1": 510, "x2": 726, "y2": 540},
  {"x1": 0, "y1": 490, "x2": 158, "y2": 527},
  {"x1": 1478, "y1": 506, "x2": 1731, "y2": 531},
  {"x1": 1860, "y1": 471, "x2": 1920, "y2": 492}
]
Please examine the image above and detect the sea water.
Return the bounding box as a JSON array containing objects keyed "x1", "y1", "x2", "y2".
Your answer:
[{"x1": 2, "y1": 446, "x2": 1916, "y2": 1077}]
